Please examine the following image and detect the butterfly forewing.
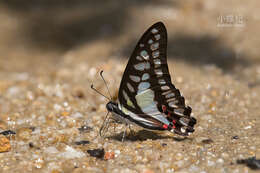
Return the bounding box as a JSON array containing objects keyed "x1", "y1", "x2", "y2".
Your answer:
[{"x1": 118, "y1": 22, "x2": 196, "y2": 134}]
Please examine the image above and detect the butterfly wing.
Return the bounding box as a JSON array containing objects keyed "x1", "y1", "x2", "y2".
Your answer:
[{"x1": 118, "y1": 22, "x2": 196, "y2": 135}]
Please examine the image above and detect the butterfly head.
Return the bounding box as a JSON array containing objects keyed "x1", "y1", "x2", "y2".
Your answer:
[{"x1": 106, "y1": 101, "x2": 118, "y2": 112}]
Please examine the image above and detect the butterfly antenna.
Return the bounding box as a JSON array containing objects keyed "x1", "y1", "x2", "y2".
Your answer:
[
  {"x1": 90, "y1": 84, "x2": 110, "y2": 100},
  {"x1": 99, "y1": 70, "x2": 112, "y2": 100}
]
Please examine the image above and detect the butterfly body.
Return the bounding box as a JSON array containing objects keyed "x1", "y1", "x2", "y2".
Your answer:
[
  {"x1": 107, "y1": 101, "x2": 164, "y2": 130},
  {"x1": 102, "y1": 22, "x2": 196, "y2": 137}
]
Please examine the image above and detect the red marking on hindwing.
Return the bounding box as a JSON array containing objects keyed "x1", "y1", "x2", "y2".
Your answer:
[
  {"x1": 163, "y1": 124, "x2": 168, "y2": 129},
  {"x1": 162, "y1": 105, "x2": 167, "y2": 112}
]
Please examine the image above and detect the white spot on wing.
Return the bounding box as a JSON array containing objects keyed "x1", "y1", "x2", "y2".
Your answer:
[
  {"x1": 145, "y1": 62, "x2": 150, "y2": 69},
  {"x1": 154, "y1": 59, "x2": 161, "y2": 68},
  {"x1": 174, "y1": 108, "x2": 184, "y2": 116},
  {"x1": 142, "y1": 73, "x2": 150, "y2": 80},
  {"x1": 181, "y1": 127, "x2": 186, "y2": 133},
  {"x1": 154, "y1": 59, "x2": 161, "y2": 65},
  {"x1": 150, "y1": 42, "x2": 159, "y2": 51},
  {"x1": 127, "y1": 82, "x2": 135, "y2": 92},
  {"x1": 152, "y1": 51, "x2": 160, "y2": 58},
  {"x1": 155, "y1": 69, "x2": 163, "y2": 77},
  {"x1": 165, "y1": 92, "x2": 175, "y2": 98},
  {"x1": 139, "y1": 43, "x2": 144, "y2": 47},
  {"x1": 169, "y1": 101, "x2": 177, "y2": 108},
  {"x1": 167, "y1": 98, "x2": 177, "y2": 102},
  {"x1": 151, "y1": 28, "x2": 158, "y2": 34},
  {"x1": 138, "y1": 82, "x2": 150, "y2": 92},
  {"x1": 122, "y1": 90, "x2": 129, "y2": 100},
  {"x1": 161, "y1": 85, "x2": 170, "y2": 90},
  {"x1": 136, "y1": 56, "x2": 142, "y2": 61},
  {"x1": 154, "y1": 34, "x2": 160, "y2": 40},
  {"x1": 162, "y1": 90, "x2": 172, "y2": 95},
  {"x1": 148, "y1": 39, "x2": 153, "y2": 44},
  {"x1": 158, "y1": 79, "x2": 166, "y2": 85},
  {"x1": 134, "y1": 62, "x2": 146, "y2": 71},
  {"x1": 129, "y1": 75, "x2": 140, "y2": 82},
  {"x1": 140, "y1": 50, "x2": 149, "y2": 60}
]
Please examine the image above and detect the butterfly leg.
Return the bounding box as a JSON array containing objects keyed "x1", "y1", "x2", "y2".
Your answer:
[
  {"x1": 128, "y1": 124, "x2": 135, "y2": 137},
  {"x1": 109, "y1": 117, "x2": 121, "y2": 133},
  {"x1": 99, "y1": 111, "x2": 111, "y2": 137},
  {"x1": 121, "y1": 124, "x2": 128, "y2": 142}
]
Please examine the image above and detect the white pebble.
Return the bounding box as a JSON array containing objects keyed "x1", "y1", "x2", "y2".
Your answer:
[
  {"x1": 7, "y1": 86, "x2": 20, "y2": 96},
  {"x1": 244, "y1": 125, "x2": 251, "y2": 129},
  {"x1": 54, "y1": 104, "x2": 62, "y2": 111},
  {"x1": 189, "y1": 165, "x2": 200, "y2": 172},
  {"x1": 44, "y1": 147, "x2": 59, "y2": 154},
  {"x1": 71, "y1": 112, "x2": 83, "y2": 118},
  {"x1": 216, "y1": 158, "x2": 224, "y2": 164},
  {"x1": 89, "y1": 67, "x2": 97, "y2": 77},
  {"x1": 207, "y1": 160, "x2": 215, "y2": 166},
  {"x1": 114, "y1": 150, "x2": 120, "y2": 157},
  {"x1": 57, "y1": 146, "x2": 85, "y2": 159}
]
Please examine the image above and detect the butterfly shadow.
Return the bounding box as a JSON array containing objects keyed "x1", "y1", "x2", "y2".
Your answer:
[
  {"x1": 108, "y1": 129, "x2": 193, "y2": 142},
  {"x1": 167, "y1": 34, "x2": 251, "y2": 73}
]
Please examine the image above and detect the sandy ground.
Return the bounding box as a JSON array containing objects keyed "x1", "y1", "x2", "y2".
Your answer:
[{"x1": 0, "y1": 0, "x2": 259, "y2": 172}]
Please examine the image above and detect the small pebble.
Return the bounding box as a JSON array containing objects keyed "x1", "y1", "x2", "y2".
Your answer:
[
  {"x1": 87, "y1": 148, "x2": 105, "y2": 159},
  {"x1": 0, "y1": 130, "x2": 16, "y2": 136},
  {"x1": 34, "y1": 157, "x2": 44, "y2": 169},
  {"x1": 61, "y1": 112, "x2": 70, "y2": 117},
  {"x1": 58, "y1": 146, "x2": 85, "y2": 159},
  {"x1": 104, "y1": 151, "x2": 115, "y2": 160},
  {"x1": 29, "y1": 142, "x2": 34, "y2": 148},
  {"x1": 78, "y1": 125, "x2": 92, "y2": 133},
  {"x1": 244, "y1": 126, "x2": 252, "y2": 129},
  {"x1": 232, "y1": 135, "x2": 239, "y2": 140},
  {"x1": 207, "y1": 160, "x2": 215, "y2": 167},
  {"x1": 196, "y1": 137, "x2": 213, "y2": 144},
  {"x1": 142, "y1": 169, "x2": 155, "y2": 173},
  {"x1": 0, "y1": 135, "x2": 11, "y2": 152},
  {"x1": 161, "y1": 143, "x2": 167, "y2": 147},
  {"x1": 75, "y1": 140, "x2": 90, "y2": 145},
  {"x1": 16, "y1": 127, "x2": 33, "y2": 141},
  {"x1": 202, "y1": 138, "x2": 213, "y2": 144},
  {"x1": 72, "y1": 88, "x2": 85, "y2": 98},
  {"x1": 217, "y1": 158, "x2": 224, "y2": 164}
]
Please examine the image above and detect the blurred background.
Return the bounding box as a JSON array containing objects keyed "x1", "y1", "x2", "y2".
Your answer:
[{"x1": 0, "y1": 0, "x2": 259, "y2": 84}]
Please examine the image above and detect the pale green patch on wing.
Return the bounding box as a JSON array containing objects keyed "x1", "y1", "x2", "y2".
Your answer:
[
  {"x1": 136, "y1": 89, "x2": 170, "y2": 125},
  {"x1": 127, "y1": 99, "x2": 134, "y2": 108},
  {"x1": 135, "y1": 89, "x2": 155, "y2": 108},
  {"x1": 121, "y1": 105, "x2": 129, "y2": 114},
  {"x1": 120, "y1": 99, "x2": 135, "y2": 114}
]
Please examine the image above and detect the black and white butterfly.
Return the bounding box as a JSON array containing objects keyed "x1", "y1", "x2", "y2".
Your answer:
[{"x1": 91, "y1": 22, "x2": 196, "y2": 140}]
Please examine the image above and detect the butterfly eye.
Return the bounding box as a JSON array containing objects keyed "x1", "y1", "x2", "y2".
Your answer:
[{"x1": 106, "y1": 102, "x2": 113, "y2": 112}]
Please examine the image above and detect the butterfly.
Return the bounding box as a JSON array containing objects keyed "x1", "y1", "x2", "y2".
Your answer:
[{"x1": 91, "y1": 22, "x2": 196, "y2": 140}]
